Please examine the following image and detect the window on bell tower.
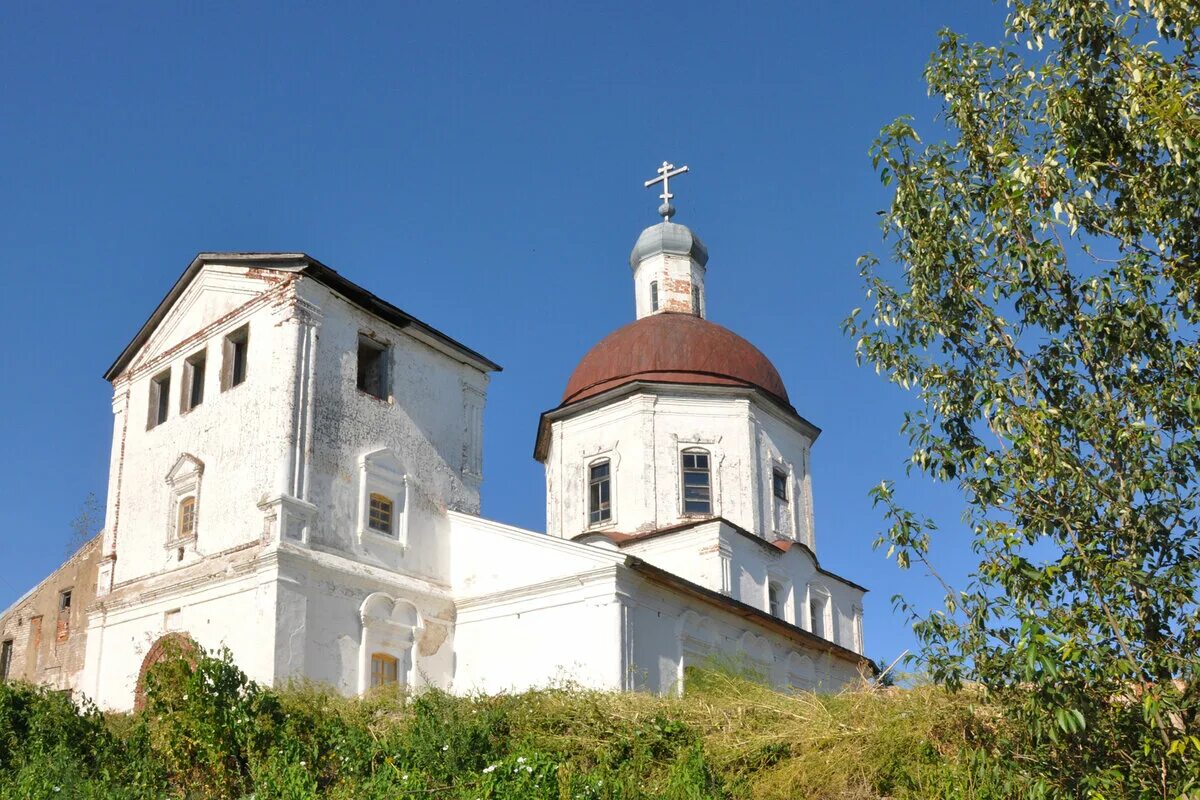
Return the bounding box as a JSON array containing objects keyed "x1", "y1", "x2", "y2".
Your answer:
[
  {"x1": 681, "y1": 449, "x2": 712, "y2": 515},
  {"x1": 650, "y1": 281, "x2": 659, "y2": 312},
  {"x1": 588, "y1": 460, "x2": 611, "y2": 525}
]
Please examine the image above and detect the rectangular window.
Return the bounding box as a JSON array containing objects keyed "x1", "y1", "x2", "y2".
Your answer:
[
  {"x1": 588, "y1": 460, "x2": 611, "y2": 525},
  {"x1": 177, "y1": 497, "x2": 197, "y2": 540},
  {"x1": 810, "y1": 598, "x2": 826, "y2": 639},
  {"x1": 768, "y1": 583, "x2": 782, "y2": 617},
  {"x1": 56, "y1": 589, "x2": 72, "y2": 642},
  {"x1": 681, "y1": 450, "x2": 711, "y2": 515},
  {"x1": 691, "y1": 284, "x2": 701, "y2": 317},
  {"x1": 368, "y1": 493, "x2": 394, "y2": 534},
  {"x1": 650, "y1": 281, "x2": 659, "y2": 312},
  {"x1": 148, "y1": 370, "x2": 170, "y2": 429},
  {"x1": 772, "y1": 468, "x2": 788, "y2": 502},
  {"x1": 357, "y1": 335, "x2": 388, "y2": 400},
  {"x1": 182, "y1": 350, "x2": 206, "y2": 412},
  {"x1": 222, "y1": 325, "x2": 249, "y2": 390},
  {"x1": 370, "y1": 653, "x2": 399, "y2": 688},
  {"x1": 0, "y1": 639, "x2": 11, "y2": 680}
]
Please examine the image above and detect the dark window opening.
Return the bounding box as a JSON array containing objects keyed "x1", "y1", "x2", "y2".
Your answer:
[
  {"x1": 772, "y1": 469, "x2": 788, "y2": 502},
  {"x1": 183, "y1": 350, "x2": 206, "y2": 412},
  {"x1": 681, "y1": 449, "x2": 712, "y2": 515},
  {"x1": 768, "y1": 583, "x2": 782, "y2": 617},
  {"x1": 650, "y1": 281, "x2": 659, "y2": 312},
  {"x1": 148, "y1": 370, "x2": 170, "y2": 429},
  {"x1": 357, "y1": 335, "x2": 388, "y2": 399},
  {"x1": 58, "y1": 590, "x2": 71, "y2": 612},
  {"x1": 588, "y1": 460, "x2": 611, "y2": 525},
  {"x1": 810, "y1": 598, "x2": 826, "y2": 639},
  {"x1": 691, "y1": 284, "x2": 701, "y2": 317},
  {"x1": 0, "y1": 640, "x2": 11, "y2": 680},
  {"x1": 222, "y1": 325, "x2": 249, "y2": 390}
]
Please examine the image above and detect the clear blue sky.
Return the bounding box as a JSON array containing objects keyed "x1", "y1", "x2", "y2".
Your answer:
[{"x1": 0, "y1": 1, "x2": 1010, "y2": 669}]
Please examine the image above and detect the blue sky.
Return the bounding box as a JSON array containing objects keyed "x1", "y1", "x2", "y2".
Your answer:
[{"x1": 0, "y1": 1, "x2": 1011, "y2": 668}]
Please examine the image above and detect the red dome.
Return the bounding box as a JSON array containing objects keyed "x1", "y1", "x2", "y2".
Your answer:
[{"x1": 562, "y1": 312, "x2": 790, "y2": 406}]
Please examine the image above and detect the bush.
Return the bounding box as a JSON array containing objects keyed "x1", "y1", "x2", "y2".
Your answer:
[{"x1": 0, "y1": 648, "x2": 1006, "y2": 799}]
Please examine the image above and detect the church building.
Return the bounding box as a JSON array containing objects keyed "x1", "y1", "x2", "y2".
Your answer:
[{"x1": 0, "y1": 164, "x2": 870, "y2": 708}]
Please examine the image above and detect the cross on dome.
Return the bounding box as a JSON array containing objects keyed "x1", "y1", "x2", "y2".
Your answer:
[{"x1": 644, "y1": 161, "x2": 689, "y2": 221}]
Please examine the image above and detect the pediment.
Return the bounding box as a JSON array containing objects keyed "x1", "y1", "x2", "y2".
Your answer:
[
  {"x1": 124, "y1": 264, "x2": 284, "y2": 378},
  {"x1": 166, "y1": 453, "x2": 204, "y2": 486}
]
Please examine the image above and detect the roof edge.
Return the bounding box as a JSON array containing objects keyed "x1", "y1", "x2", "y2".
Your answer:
[
  {"x1": 533, "y1": 380, "x2": 821, "y2": 462},
  {"x1": 625, "y1": 557, "x2": 876, "y2": 672},
  {"x1": 103, "y1": 252, "x2": 501, "y2": 382},
  {"x1": 575, "y1": 516, "x2": 868, "y2": 595}
]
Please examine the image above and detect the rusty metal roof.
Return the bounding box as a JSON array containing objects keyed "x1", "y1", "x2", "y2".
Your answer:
[{"x1": 561, "y1": 312, "x2": 790, "y2": 406}]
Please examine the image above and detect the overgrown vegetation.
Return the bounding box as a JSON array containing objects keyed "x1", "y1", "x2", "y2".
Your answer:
[
  {"x1": 848, "y1": 0, "x2": 1200, "y2": 795},
  {"x1": 0, "y1": 647, "x2": 1010, "y2": 799}
]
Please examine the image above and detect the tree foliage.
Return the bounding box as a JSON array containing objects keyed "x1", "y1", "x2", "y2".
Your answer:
[{"x1": 848, "y1": 0, "x2": 1200, "y2": 795}]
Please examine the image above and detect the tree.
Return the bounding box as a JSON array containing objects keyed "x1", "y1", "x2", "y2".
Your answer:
[
  {"x1": 66, "y1": 492, "x2": 103, "y2": 557},
  {"x1": 847, "y1": 1, "x2": 1200, "y2": 795}
]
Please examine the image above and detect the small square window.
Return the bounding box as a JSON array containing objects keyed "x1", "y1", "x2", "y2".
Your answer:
[
  {"x1": 148, "y1": 370, "x2": 171, "y2": 429},
  {"x1": 368, "y1": 493, "x2": 394, "y2": 534},
  {"x1": 182, "y1": 350, "x2": 206, "y2": 412},
  {"x1": 772, "y1": 469, "x2": 788, "y2": 502},
  {"x1": 357, "y1": 335, "x2": 389, "y2": 400},
  {"x1": 222, "y1": 325, "x2": 249, "y2": 390}
]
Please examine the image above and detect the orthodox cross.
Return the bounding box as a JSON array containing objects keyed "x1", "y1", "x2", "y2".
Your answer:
[{"x1": 644, "y1": 161, "x2": 689, "y2": 221}]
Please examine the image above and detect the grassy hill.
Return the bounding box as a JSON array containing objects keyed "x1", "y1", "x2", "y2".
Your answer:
[{"x1": 0, "y1": 649, "x2": 1005, "y2": 799}]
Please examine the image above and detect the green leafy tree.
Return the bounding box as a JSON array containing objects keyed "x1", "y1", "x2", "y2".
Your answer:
[{"x1": 848, "y1": 0, "x2": 1200, "y2": 795}]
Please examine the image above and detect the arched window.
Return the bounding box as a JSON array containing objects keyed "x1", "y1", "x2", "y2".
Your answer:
[
  {"x1": 650, "y1": 281, "x2": 659, "y2": 312},
  {"x1": 370, "y1": 653, "x2": 399, "y2": 688},
  {"x1": 588, "y1": 460, "x2": 611, "y2": 525},
  {"x1": 177, "y1": 497, "x2": 197, "y2": 541},
  {"x1": 358, "y1": 593, "x2": 420, "y2": 694},
  {"x1": 681, "y1": 449, "x2": 712, "y2": 515},
  {"x1": 368, "y1": 493, "x2": 394, "y2": 535}
]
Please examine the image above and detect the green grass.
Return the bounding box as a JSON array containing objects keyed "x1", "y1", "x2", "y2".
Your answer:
[{"x1": 0, "y1": 649, "x2": 1007, "y2": 799}]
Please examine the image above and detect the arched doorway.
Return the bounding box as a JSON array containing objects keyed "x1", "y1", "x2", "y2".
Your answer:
[{"x1": 134, "y1": 632, "x2": 198, "y2": 710}]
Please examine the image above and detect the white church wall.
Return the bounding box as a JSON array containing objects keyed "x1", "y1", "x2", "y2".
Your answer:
[
  {"x1": 105, "y1": 267, "x2": 299, "y2": 587},
  {"x1": 448, "y1": 511, "x2": 624, "y2": 595},
  {"x1": 751, "y1": 402, "x2": 817, "y2": 548},
  {"x1": 543, "y1": 394, "x2": 655, "y2": 539},
  {"x1": 619, "y1": 572, "x2": 863, "y2": 695},
  {"x1": 448, "y1": 512, "x2": 628, "y2": 694},
  {"x1": 547, "y1": 390, "x2": 780, "y2": 539},
  {"x1": 616, "y1": 521, "x2": 728, "y2": 595},
  {"x1": 454, "y1": 573, "x2": 624, "y2": 695},
  {"x1": 271, "y1": 546, "x2": 456, "y2": 696},
  {"x1": 297, "y1": 279, "x2": 489, "y2": 586},
  {"x1": 82, "y1": 553, "x2": 279, "y2": 711},
  {"x1": 720, "y1": 527, "x2": 866, "y2": 653}
]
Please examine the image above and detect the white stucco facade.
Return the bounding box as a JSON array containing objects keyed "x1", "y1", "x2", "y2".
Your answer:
[{"x1": 6, "y1": 217, "x2": 870, "y2": 711}]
